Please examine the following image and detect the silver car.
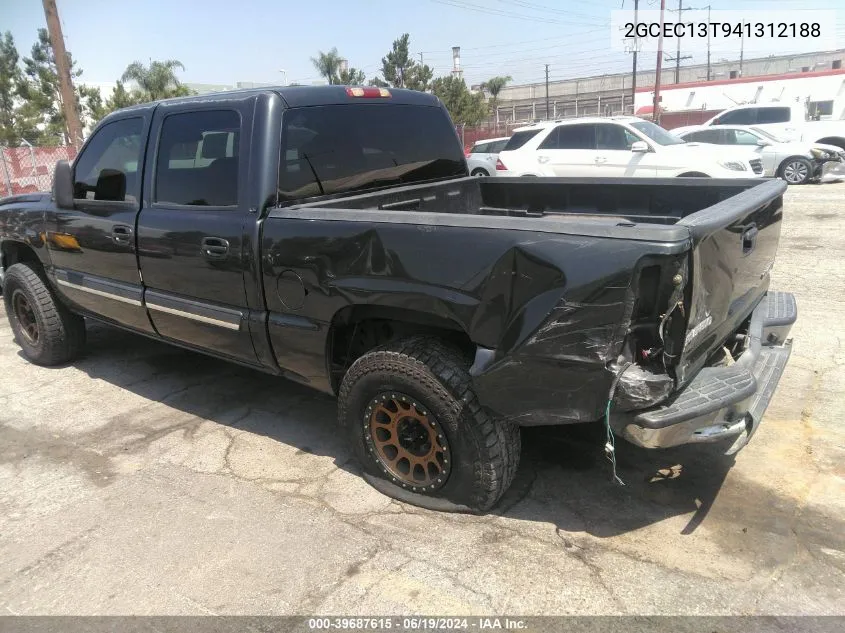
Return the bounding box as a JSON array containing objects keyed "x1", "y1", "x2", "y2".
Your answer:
[
  {"x1": 465, "y1": 137, "x2": 510, "y2": 177},
  {"x1": 676, "y1": 125, "x2": 844, "y2": 184}
]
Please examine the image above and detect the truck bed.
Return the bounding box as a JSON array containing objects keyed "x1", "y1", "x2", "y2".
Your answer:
[{"x1": 290, "y1": 176, "x2": 767, "y2": 227}]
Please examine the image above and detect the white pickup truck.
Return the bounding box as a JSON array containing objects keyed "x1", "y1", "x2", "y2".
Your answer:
[{"x1": 696, "y1": 103, "x2": 845, "y2": 151}]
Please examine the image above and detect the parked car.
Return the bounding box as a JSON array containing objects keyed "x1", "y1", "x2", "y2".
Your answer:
[
  {"x1": 694, "y1": 103, "x2": 845, "y2": 152},
  {"x1": 465, "y1": 136, "x2": 510, "y2": 176},
  {"x1": 675, "y1": 125, "x2": 845, "y2": 184},
  {"x1": 0, "y1": 86, "x2": 795, "y2": 512},
  {"x1": 495, "y1": 117, "x2": 764, "y2": 178}
]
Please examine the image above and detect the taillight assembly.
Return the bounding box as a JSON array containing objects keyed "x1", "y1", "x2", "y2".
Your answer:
[{"x1": 496, "y1": 158, "x2": 507, "y2": 171}]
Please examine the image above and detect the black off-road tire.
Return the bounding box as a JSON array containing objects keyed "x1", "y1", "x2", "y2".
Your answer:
[
  {"x1": 3, "y1": 263, "x2": 86, "y2": 366},
  {"x1": 338, "y1": 336, "x2": 520, "y2": 512}
]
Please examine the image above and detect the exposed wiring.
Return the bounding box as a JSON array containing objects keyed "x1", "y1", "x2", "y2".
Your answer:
[{"x1": 604, "y1": 362, "x2": 633, "y2": 487}]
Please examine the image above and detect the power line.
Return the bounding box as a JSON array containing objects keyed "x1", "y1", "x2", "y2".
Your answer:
[
  {"x1": 427, "y1": 0, "x2": 593, "y2": 25},
  {"x1": 490, "y1": 0, "x2": 610, "y2": 22}
]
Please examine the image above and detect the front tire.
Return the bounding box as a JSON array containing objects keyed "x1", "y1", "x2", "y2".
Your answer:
[
  {"x1": 3, "y1": 263, "x2": 86, "y2": 366},
  {"x1": 471, "y1": 168, "x2": 489, "y2": 177},
  {"x1": 338, "y1": 337, "x2": 520, "y2": 512},
  {"x1": 779, "y1": 157, "x2": 813, "y2": 184}
]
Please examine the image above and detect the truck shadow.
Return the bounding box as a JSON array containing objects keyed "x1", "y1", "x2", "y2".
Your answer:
[{"x1": 56, "y1": 322, "x2": 811, "y2": 540}]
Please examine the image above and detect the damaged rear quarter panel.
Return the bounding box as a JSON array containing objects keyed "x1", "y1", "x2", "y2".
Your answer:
[{"x1": 261, "y1": 215, "x2": 689, "y2": 424}]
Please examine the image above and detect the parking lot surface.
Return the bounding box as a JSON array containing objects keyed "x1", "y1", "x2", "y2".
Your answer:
[{"x1": 0, "y1": 182, "x2": 843, "y2": 616}]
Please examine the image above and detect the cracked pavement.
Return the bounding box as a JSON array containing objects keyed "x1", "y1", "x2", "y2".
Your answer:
[{"x1": 0, "y1": 182, "x2": 843, "y2": 616}]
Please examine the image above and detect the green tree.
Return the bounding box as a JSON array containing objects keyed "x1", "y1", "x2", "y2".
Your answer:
[
  {"x1": 338, "y1": 66, "x2": 366, "y2": 85},
  {"x1": 374, "y1": 34, "x2": 433, "y2": 91},
  {"x1": 431, "y1": 75, "x2": 487, "y2": 127},
  {"x1": 105, "y1": 80, "x2": 141, "y2": 111},
  {"x1": 0, "y1": 31, "x2": 23, "y2": 145},
  {"x1": 311, "y1": 48, "x2": 343, "y2": 85},
  {"x1": 481, "y1": 75, "x2": 512, "y2": 126},
  {"x1": 120, "y1": 59, "x2": 191, "y2": 102},
  {"x1": 16, "y1": 28, "x2": 103, "y2": 143}
]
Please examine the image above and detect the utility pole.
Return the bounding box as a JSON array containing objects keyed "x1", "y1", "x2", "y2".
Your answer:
[
  {"x1": 544, "y1": 64, "x2": 550, "y2": 120},
  {"x1": 653, "y1": 0, "x2": 666, "y2": 124},
  {"x1": 631, "y1": 0, "x2": 639, "y2": 114},
  {"x1": 666, "y1": 0, "x2": 693, "y2": 83},
  {"x1": 42, "y1": 0, "x2": 83, "y2": 147},
  {"x1": 739, "y1": 35, "x2": 744, "y2": 77},
  {"x1": 419, "y1": 52, "x2": 424, "y2": 65}
]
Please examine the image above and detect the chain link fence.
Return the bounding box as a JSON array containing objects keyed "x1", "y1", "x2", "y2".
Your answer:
[{"x1": 0, "y1": 144, "x2": 77, "y2": 198}]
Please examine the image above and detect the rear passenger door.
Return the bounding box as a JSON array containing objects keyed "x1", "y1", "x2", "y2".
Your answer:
[
  {"x1": 593, "y1": 123, "x2": 650, "y2": 176},
  {"x1": 538, "y1": 124, "x2": 597, "y2": 176},
  {"x1": 137, "y1": 100, "x2": 259, "y2": 365}
]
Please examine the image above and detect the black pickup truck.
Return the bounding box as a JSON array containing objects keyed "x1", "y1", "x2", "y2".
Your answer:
[{"x1": 0, "y1": 86, "x2": 796, "y2": 511}]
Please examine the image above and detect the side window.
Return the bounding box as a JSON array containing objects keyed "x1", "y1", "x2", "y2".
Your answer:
[
  {"x1": 503, "y1": 130, "x2": 541, "y2": 151},
  {"x1": 490, "y1": 140, "x2": 509, "y2": 153},
  {"x1": 550, "y1": 124, "x2": 595, "y2": 150},
  {"x1": 471, "y1": 142, "x2": 489, "y2": 154},
  {"x1": 154, "y1": 110, "x2": 240, "y2": 207},
  {"x1": 73, "y1": 117, "x2": 143, "y2": 203},
  {"x1": 715, "y1": 109, "x2": 755, "y2": 125},
  {"x1": 756, "y1": 107, "x2": 791, "y2": 124},
  {"x1": 685, "y1": 129, "x2": 722, "y2": 143},
  {"x1": 732, "y1": 130, "x2": 761, "y2": 145},
  {"x1": 595, "y1": 124, "x2": 630, "y2": 150}
]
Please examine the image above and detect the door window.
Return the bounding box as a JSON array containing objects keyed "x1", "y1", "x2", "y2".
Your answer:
[
  {"x1": 154, "y1": 110, "x2": 241, "y2": 207},
  {"x1": 540, "y1": 124, "x2": 595, "y2": 150},
  {"x1": 683, "y1": 129, "x2": 723, "y2": 143},
  {"x1": 489, "y1": 139, "x2": 509, "y2": 153},
  {"x1": 727, "y1": 129, "x2": 761, "y2": 145},
  {"x1": 595, "y1": 124, "x2": 631, "y2": 150},
  {"x1": 73, "y1": 117, "x2": 143, "y2": 203},
  {"x1": 472, "y1": 142, "x2": 490, "y2": 154},
  {"x1": 756, "y1": 107, "x2": 791, "y2": 124},
  {"x1": 715, "y1": 108, "x2": 755, "y2": 125}
]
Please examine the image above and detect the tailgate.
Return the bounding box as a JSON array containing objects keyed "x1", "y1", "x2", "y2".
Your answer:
[{"x1": 675, "y1": 179, "x2": 787, "y2": 384}]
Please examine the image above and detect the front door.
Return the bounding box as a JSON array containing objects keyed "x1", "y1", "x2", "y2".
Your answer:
[
  {"x1": 136, "y1": 101, "x2": 259, "y2": 365},
  {"x1": 45, "y1": 114, "x2": 154, "y2": 333},
  {"x1": 593, "y1": 123, "x2": 651, "y2": 177}
]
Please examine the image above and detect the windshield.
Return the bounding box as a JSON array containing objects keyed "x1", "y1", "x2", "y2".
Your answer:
[
  {"x1": 278, "y1": 104, "x2": 466, "y2": 202},
  {"x1": 750, "y1": 127, "x2": 788, "y2": 143},
  {"x1": 630, "y1": 121, "x2": 686, "y2": 145}
]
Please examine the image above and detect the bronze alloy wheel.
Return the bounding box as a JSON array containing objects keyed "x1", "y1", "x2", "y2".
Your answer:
[
  {"x1": 12, "y1": 289, "x2": 39, "y2": 345},
  {"x1": 364, "y1": 392, "x2": 451, "y2": 491}
]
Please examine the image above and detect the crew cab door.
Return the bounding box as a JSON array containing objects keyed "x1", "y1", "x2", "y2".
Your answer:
[
  {"x1": 45, "y1": 113, "x2": 155, "y2": 333},
  {"x1": 136, "y1": 100, "x2": 259, "y2": 364}
]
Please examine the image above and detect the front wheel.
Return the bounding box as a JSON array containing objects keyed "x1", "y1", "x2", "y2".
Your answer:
[
  {"x1": 3, "y1": 263, "x2": 86, "y2": 365},
  {"x1": 471, "y1": 168, "x2": 489, "y2": 177},
  {"x1": 338, "y1": 337, "x2": 521, "y2": 512},
  {"x1": 779, "y1": 157, "x2": 813, "y2": 184}
]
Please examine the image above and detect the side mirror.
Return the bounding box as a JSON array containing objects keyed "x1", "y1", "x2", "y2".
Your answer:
[
  {"x1": 631, "y1": 141, "x2": 650, "y2": 153},
  {"x1": 756, "y1": 139, "x2": 771, "y2": 147},
  {"x1": 53, "y1": 160, "x2": 74, "y2": 209}
]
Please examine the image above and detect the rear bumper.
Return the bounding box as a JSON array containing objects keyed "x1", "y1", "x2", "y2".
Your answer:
[{"x1": 616, "y1": 291, "x2": 796, "y2": 454}]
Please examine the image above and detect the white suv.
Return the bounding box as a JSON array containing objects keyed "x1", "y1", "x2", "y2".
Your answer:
[
  {"x1": 495, "y1": 117, "x2": 763, "y2": 179},
  {"x1": 466, "y1": 137, "x2": 510, "y2": 177}
]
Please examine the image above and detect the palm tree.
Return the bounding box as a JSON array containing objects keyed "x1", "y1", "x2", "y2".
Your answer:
[
  {"x1": 311, "y1": 48, "x2": 343, "y2": 85},
  {"x1": 121, "y1": 59, "x2": 190, "y2": 102},
  {"x1": 481, "y1": 75, "x2": 512, "y2": 129}
]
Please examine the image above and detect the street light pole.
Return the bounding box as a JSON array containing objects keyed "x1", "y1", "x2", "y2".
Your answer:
[
  {"x1": 279, "y1": 69, "x2": 287, "y2": 86},
  {"x1": 653, "y1": 0, "x2": 666, "y2": 124}
]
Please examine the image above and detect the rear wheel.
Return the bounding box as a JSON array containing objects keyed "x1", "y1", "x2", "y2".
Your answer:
[
  {"x1": 3, "y1": 263, "x2": 86, "y2": 366},
  {"x1": 779, "y1": 157, "x2": 813, "y2": 184},
  {"x1": 338, "y1": 337, "x2": 520, "y2": 512},
  {"x1": 471, "y1": 168, "x2": 489, "y2": 177}
]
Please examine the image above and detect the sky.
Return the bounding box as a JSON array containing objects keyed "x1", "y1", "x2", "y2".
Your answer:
[{"x1": 4, "y1": 0, "x2": 844, "y2": 91}]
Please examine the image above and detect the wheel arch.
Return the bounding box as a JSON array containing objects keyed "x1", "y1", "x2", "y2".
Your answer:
[
  {"x1": 1, "y1": 240, "x2": 46, "y2": 289},
  {"x1": 327, "y1": 304, "x2": 475, "y2": 393}
]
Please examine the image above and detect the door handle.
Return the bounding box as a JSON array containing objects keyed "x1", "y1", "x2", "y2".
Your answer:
[
  {"x1": 201, "y1": 237, "x2": 229, "y2": 259},
  {"x1": 537, "y1": 155, "x2": 550, "y2": 164},
  {"x1": 112, "y1": 224, "x2": 133, "y2": 245},
  {"x1": 595, "y1": 156, "x2": 607, "y2": 164},
  {"x1": 742, "y1": 224, "x2": 758, "y2": 255}
]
